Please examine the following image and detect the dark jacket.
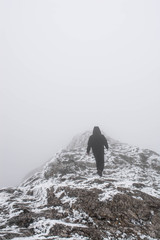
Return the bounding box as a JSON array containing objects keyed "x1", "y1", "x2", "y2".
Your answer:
[{"x1": 87, "y1": 127, "x2": 108, "y2": 156}]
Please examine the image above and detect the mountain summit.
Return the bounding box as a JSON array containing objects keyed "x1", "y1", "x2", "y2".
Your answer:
[{"x1": 0, "y1": 132, "x2": 160, "y2": 240}]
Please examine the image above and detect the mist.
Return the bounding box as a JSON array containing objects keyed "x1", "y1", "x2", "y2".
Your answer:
[{"x1": 1, "y1": 0, "x2": 160, "y2": 188}]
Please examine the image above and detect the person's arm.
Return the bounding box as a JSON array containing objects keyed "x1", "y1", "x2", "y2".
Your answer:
[
  {"x1": 87, "y1": 136, "x2": 92, "y2": 154},
  {"x1": 102, "y1": 135, "x2": 109, "y2": 150}
]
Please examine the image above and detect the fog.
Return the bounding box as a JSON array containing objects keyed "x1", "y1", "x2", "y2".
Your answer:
[{"x1": 1, "y1": 0, "x2": 160, "y2": 188}]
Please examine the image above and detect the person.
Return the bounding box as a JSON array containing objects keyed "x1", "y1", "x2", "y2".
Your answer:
[{"x1": 87, "y1": 126, "x2": 109, "y2": 177}]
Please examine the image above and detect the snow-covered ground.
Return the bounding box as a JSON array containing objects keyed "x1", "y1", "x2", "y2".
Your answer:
[{"x1": 0, "y1": 132, "x2": 160, "y2": 240}]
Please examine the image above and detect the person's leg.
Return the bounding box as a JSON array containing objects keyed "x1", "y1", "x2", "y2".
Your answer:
[
  {"x1": 99, "y1": 154, "x2": 104, "y2": 172},
  {"x1": 95, "y1": 154, "x2": 104, "y2": 176}
]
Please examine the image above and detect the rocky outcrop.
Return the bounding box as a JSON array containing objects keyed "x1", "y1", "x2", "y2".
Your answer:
[
  {"x1": 0, "y1": 132, "x2": 160, "y2": 239},
  {"x1": 1, "y1": 186, "x2": 160, "y2": 239}
]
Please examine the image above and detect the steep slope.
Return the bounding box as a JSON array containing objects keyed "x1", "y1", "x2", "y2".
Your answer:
[{"x1": 0, "y1": 132, "x2": 160, "y2": 240}]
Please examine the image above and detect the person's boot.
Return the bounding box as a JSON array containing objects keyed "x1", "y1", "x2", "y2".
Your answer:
[{"x1": 97, "y1": 170, "x2": 102, "y2": 177}]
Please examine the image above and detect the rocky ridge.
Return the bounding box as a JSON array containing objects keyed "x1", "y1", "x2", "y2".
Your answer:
[{"x1": 0, "y1": 132, "x2": 160, "y2": 240}]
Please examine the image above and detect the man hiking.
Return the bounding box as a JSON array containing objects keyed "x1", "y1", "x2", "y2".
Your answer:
[{"x1": 87, "y1": 126, "x2": 109, "y2": 177}]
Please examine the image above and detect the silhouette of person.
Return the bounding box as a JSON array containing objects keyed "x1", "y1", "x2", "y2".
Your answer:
[{"x1": 87, "y1": 126, "x2": 108, "y2": 177}]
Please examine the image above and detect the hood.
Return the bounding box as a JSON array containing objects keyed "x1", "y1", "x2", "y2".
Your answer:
[{"x1": 93, "y1": 126, "x2": 101, "y2": 136}]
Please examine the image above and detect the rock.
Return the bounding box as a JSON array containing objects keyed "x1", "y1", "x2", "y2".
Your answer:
[
  {"x1": 8, "y1": 210, "x2": 34, "y2": 228},
  {"x1": 47, "y1": 187, "x2": 61, "y2": 206},
  {"x1": 133, "y1": 183, "x2": 146, "y2": 188}
]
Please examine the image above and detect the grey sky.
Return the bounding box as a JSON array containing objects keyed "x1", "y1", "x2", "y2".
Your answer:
[{"x1": 1, "y1": 0, "x2": 160, "y2": 188}]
